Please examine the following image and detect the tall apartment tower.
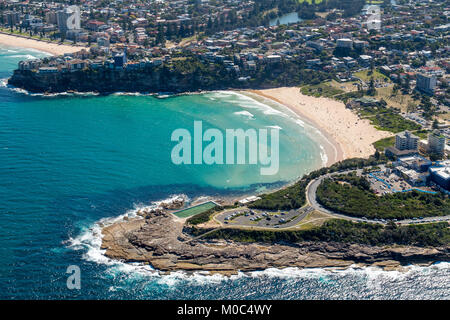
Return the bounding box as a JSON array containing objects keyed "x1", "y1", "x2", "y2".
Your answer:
[
  {"x1": 416, "y1": 73, "x2": 437, "y2": 94},
  {"x1": 57, "y1": 5, "x2": 80, "y2": 35},
  {"x1": 395, "y1": 131, "x2": 419, "y2": 151},
  {"x1": 428, "y1": 130, "x2": 446, "y2": 156}
]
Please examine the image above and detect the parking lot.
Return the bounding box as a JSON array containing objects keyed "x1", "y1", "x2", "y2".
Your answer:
[
  {"x1": 366, "y1": 172, "x2": 398, "y2": 195},
  {"x1": 215, "y1": 206, "x2": 314, "y2": 229},
  {"x1": 366, "y1": 170, "x2": 434, "y2": 194}
]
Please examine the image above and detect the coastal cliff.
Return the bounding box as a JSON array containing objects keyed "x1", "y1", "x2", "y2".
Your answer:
[
  {"x1": 8, "y1": 67, "x2": 221, "y2": 94},
  {"x1": 7, "y1": 58, "x2": 330, "y2": 94},
  {"x1": 101, "y1": 212, "x2": 449, "y2": 274}
]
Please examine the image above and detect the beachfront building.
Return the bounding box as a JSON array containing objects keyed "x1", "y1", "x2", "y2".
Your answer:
[
  {"x1": 45, "y1": 11, "x2": 58, "y2": 25},
  {"x1": 428, "y1": 130, "x2": 446, "y2": 156},
  {"x1": 113, "y1": 50, "x2": 127, "y2": 68},
  {"x1": 385, "y1": 131, "x2": 419, "y2": 159},
  {"x1": 396, "y1": 155, "x2": 432, "y2": 172},
  {"x1": 416, "y1": 73, "x2": 437, "y2": 94},
  {"x1": 429, "y1": 166, "x2": 450, "y2": 191},
  {"x1": 358, "y1": 55, "x2": 373, "y2": 67},
  {"x1": 3, "y1": 11, "x2": 20, "y2": 26},
  {"x1": 336, "y1": 38, "x2": 353, "y2": 49},
  {"x1": 395, "y1": 166, "x2": 429, "y2": 187},
  {"x1": 57, "y1": 5, "x2": 80, "y2": 35},
  {"x1": 22, "y1": 15, "x2": 44, "y2": 29},
  {"x1": 395, "y1": 131, "x2": 419, "y2": 151}
]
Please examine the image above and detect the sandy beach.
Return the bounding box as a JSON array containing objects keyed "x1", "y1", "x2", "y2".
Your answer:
[
  {"x1": 250, "y1": 87, "x2": 392, "y2": 163},
  {"x1": 0, "y1": 32, "x2": 85, "y2": 56}
]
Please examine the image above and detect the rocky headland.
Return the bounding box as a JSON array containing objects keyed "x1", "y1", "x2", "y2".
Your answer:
[{"x1": 101, "y1": 211, "x2": 449, "y2": 274}]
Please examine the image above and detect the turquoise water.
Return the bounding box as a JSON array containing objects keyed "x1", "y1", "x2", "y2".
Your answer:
[{"x1": 0, "y1": 45, "x2": 448, "y2": 299}]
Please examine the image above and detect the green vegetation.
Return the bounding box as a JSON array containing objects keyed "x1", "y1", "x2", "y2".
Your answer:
[
  {"x1": 373, "y1": 129, "x2": 428, "y2": 151},
  {"x1": 348, "y1": 99, "x2": 421, "y2": 133},
  {"x1": 297, "y1": 0, "x2": 324, "y2": 5},
  {"x1": 373, "y1": 136, "x2": 395, "y2": 151},
  {"x1": 194, "y1": 0, "x2": 367, "y2": 35},
  {"x1": 173, "y1": 201, "x2": 217, "y2": 218},
  {"x1": 337, "y1": 92, "x2": 423, "y2": 134},
  {"x1": 413, "y1": 129, "x2": 429, "y2": 139},
  {"x1": 317, "y1": 174, "x2": 450, "y2": 219},
  {"x1": 186, "y1": 205, "x2": 226, "y2": 225},
  {"x1": 17, "y1": 53, "x2": 335, "y2": 93},
  {"x1": 203, "y1": 219, "x2": 450, "y2": 247},
  {"x1": 369, "y1": 108, "x2": 421, "y2": 133},
  {"x1": 249, "y1": 178, "x2": 310, "y2": 210},
  {"x1": 173, "y1": 53, "x2": 334, "y2": 90},
  {"x1": 354, "y1": 69, "x2": 390, "y2": 82},
  {"x1": 249, "y1": 156, "x2": 387, "y2": 210},
  {"x1": 335, "y1": 90, "x2": 365, "y2": 103},
  {"x1": 246, "y1": 60, "x2": 332, "y2": 88},
  {"x1": 301, "y1": 82, "x2": 344, "y2": 98}
]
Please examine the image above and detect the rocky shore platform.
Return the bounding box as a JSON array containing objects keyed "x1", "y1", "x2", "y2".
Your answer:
[{"x1": 101, "y1": 212, "x2": 449, "y2": 275}]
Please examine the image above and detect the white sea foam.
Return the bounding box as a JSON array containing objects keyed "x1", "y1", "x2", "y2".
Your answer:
[
  {"x1": 233, "y1": 110, "x2": 254, "y2": 119},
  {"x1": 149, "y1": 262, "x2": 450, "y2": 288},
  {"x1": 69, "y1": 197, "x2": 450, "y2": 289},
  {"x1": 293, "y1": 118, "x2": 305, "y2": 128},
  {"x1": 112, "y1": 92, "x2": 151, "y2": 96},
  {"x1": 319, "y1": 145, "x2": 328, "y2": 166},
  {"x1": 9, "y1": 86, "x2": 29, "y2": 95},
  {"x1": 154, "y1": 270, "x2": 237, "y2": 287},
  {"x1": 245, "y1": 262, "x2": 450, "y2": 283},
  {"x1": 4, "y1": 84, "x2": 100, "y2": 97},
  {"x1": 67, "y1": 194, "x2": 189, "y2": 271},
  {"x1": 0, "y1": 44, "x2": 51, "y2": 57},
  {"x1": 224, "y1": 91, "x2": 341, "y2": 165},
  {"x1": 210, "y1": 91, "x2": 287, "y2": 118},
  {"x1": 4, "y1": 48, "x2": 19, "y2": 53},
  {"x1": 9, "y1": 54, "x2": 38, "y2": 60}
]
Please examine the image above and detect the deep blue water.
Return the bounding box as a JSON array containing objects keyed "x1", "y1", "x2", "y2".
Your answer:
[{"x1": 0, "y1": 46, "x2": 448, "y2": 300}]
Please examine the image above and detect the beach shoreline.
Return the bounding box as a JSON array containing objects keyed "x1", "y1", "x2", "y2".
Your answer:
[
  {"x1": 242, "y1": 90, "x2": 343, "y2": 167},
  {"x1": 0, "y1": 32, "x2": 85, "y2": 56},
  {"x1": 247, "y1": 87, "x2": 393, "y2": 165}
]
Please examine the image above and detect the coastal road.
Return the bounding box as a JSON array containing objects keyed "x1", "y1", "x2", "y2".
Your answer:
[{"x1": 306, "y1": 168, "x2": 450, "y2": 226}]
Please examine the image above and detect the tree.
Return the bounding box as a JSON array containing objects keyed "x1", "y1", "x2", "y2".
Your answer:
[
  {"x1": 374, "y1": 150, "x2": 381, "y2": 160},
  {"x1": 432, "y1": 119, "x2": 439, "y2": 129},
  {"x1": 367, "y1": 77, "x2": 376, "y2": 96}
]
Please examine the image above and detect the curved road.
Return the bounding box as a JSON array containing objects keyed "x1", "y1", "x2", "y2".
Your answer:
[{"x1": 306, "y1": 169, "x2": 450, "y2": 225}]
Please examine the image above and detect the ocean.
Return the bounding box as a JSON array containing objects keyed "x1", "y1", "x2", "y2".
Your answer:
[{"x1": 0, "y1": 45, "x2": 448, "y2": 300}]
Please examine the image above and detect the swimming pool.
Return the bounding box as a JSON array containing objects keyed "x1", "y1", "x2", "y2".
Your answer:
[{"x1": 173, "y1": 201, "x2": 218, "y2": 218}]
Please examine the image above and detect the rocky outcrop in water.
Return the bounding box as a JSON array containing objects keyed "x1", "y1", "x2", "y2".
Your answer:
[{"x1": 101, "y1": 212, "x2": 449, "y2": 274}]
